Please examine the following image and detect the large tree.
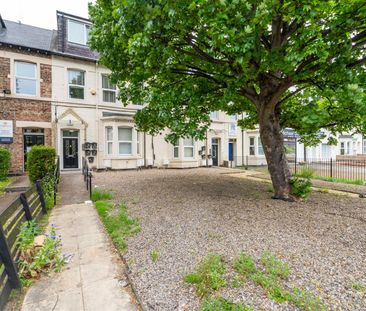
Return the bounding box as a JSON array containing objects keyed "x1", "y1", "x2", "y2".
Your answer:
[{"x1": 89, "y1": 0, "x2": 366, "y2": 200}]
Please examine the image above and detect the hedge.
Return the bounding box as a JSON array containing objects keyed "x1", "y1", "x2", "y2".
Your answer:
[
  {"x1": 27, "y1": 146, "x2": 56, "y2": 183},
  {"x1": 0, "y1": 148, "x2": 11, "y2": 181}
]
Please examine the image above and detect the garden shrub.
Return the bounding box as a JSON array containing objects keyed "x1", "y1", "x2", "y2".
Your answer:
[
  {"x1": 0, "y1": 147, "x2": 11, "y2": 181},
  {"x1": 27, "y1": 146, "x2": 56, "y2": 183},
  {"x1": 290, "y1": 177, "x2": 312, "y2": 199}
]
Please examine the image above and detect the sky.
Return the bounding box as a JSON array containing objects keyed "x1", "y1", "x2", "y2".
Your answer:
[{"x1": 2, "y1": 0, "x2": 95, "y2": 30}]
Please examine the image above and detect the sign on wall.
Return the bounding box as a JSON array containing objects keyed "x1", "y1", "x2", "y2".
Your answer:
[{"x1": 0, "y1": 120, "x2": 13, "y2": 144}]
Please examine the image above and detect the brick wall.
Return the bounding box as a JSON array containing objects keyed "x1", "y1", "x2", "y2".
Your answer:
[
  {"x1": 0, "y1": 57, "x2": 10, "y2": 91},
  {"x1": 0, "y1": 98, "x2": 52, "y2": 174},
  {"x1": 40, "y1": 64, "x2": 52, "y2": 98}
]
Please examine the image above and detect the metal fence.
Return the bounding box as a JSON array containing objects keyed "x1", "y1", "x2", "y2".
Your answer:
[
  {"x1": 292, "y1": 158, "x2": 366, "y2": 181},
  {"x1": 0, "y1": 157, "x2": 60, "y2": 309}
]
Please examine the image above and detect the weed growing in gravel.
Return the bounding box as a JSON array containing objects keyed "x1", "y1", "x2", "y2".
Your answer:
[
  {"x1": 95, "y1": 201, "x2": 140, "y2": 253},
  {"x1": 91, "y1": 189, "x2": 113, "y2": 202},
  {"x1": 233, "y1": 252, "x2": 325, "y2": 310},
  {"x1": 231, "y1": 275, "x2": 246, "y2": 288},
  {"x1": 351, "y1": 282, "x2": 366, "y2": 293},
  {"x1": 261, "y1": 251, "x2": 290, "y2": 279},
  {"x1": 150, "y1": 249, "x2": 159, "y2": 262},
  {"x1": 290, "y1": 177, "x2": 312, "y2": 199},
  {"x1": 184, "y1": 254, "x2": 226, "y2": 297},
  {"x1": 200, "y1": 296, "x2": 252, "y2": 311},
  {"x1": 233, "y1": 253, "x2": 257, "y2": 276},
  {"x1": 317, "y1": 188, "x2": 330, "y2": 193}
]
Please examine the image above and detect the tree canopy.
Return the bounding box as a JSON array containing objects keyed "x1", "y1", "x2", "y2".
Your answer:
[{"x1": 89, "y1": 0, "x2": 366, "y2": 143}]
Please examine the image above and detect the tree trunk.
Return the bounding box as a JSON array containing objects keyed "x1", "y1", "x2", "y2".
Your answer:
[{"x1": 259, "y1": 105, "x2": 292, "y2": 200}]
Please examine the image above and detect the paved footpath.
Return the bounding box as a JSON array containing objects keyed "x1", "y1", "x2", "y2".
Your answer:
[{"x1": 21, "y1": 173, "x2": 137, "y2": 311}]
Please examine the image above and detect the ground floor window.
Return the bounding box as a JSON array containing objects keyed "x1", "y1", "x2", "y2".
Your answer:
[
  {"x1": 105, "y1": 127, "x2": 113, "y2": 155},
  {"x1": 183, "y1": 138, "x2": 194, "y2": 158},
  {"x1": 249, "y1": 137, "x2": 255, "y2": 155},
  {"x1": 173, "y1": 141, "x2": 179, "y2": 158},
  {"x1": 363, "y1": 140, "x2": 366, "y2": 154},
  {"x1": 257, "y1": 137, "x2": 264, "y2": 155},
  {"x1": 118, "y1": 127, "x2": 132, "y2": 155}
]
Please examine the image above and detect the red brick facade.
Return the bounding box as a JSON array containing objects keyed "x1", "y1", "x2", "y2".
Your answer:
[{"x1": 0, "y1": 52, "x2": 52, "y2": 174}]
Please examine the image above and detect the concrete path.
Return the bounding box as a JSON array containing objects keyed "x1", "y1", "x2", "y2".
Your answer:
[{"x1": 21, "y1": 173, "x2": 137, "y2": 311}]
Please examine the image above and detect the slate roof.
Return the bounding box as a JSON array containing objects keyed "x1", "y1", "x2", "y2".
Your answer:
[
  {"x1": 0, "y1": 18, "x2": 54, "y2": 53},
  {"x1": 0, "y1": 13, "x2": 99, "y2": 61}
]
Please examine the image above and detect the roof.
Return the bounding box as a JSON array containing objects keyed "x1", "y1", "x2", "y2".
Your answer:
[{"x1": 0, "y1": 19, "x2": 53, "y2": 53}]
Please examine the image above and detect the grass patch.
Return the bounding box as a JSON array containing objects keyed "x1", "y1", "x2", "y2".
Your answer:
[
  {"x1": 233, "y1": 252, "x2": 325, "y2": 310},
  {"x1": 0, "y1": 177, "x2": 14, "y2": 196},
  {"x1": 200, "y1": 297, "x2": 252, "y2": 311},
  {"x1": 95, "y1": 201, "x2": 140, "y2": 253},
  {"x1": 294, "y1": 173, "x2": 366, "y2": 186},
  {"x1": 91, "y1": 188, "x2": 113, "y2": 202},
  {"x1": 150, "y1": 249, "x2": 159, "y2": 262},
  {"x1": 184, "y1": 254, "x2": 226, "y2": 297}
]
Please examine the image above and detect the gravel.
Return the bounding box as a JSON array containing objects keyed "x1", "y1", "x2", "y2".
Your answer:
[{"x1": 94, "y1": 168, "x2": 366, "y2": 311}]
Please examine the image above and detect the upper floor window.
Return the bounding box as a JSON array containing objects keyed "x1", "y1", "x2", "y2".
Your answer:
[
  {"x1": 15, "y1": 61, "x2": 36, "y2": 95},
  {"x1": 118, "y1": 127, "x2": 132, "y2": 155},
  {"x1": 230, "y1": 115, "x2": 238, "y2": 121},
  {"x1": 68, "y1": 20, "x2": 90, "y2": 45},
  {"x1": 68, "y1": 70, "x2": 85, "y2": 99},
  {"x1": 210, "y1": 111, "x2": 219, "y2": 120},
  {"x1": 183, "y1": 138, "x2": 194, "y2": 158},
  {"x1": 102, "y1": 75, "x2": 116, "y2": 103}
]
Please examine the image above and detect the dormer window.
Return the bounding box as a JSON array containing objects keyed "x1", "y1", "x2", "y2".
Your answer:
[{"x1": 67, "y1": 20, "x2": 90, "y2": 45}]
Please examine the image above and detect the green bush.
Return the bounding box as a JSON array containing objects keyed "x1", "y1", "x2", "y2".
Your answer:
[
  {"x1": 290, "y1": 177, "x2": 312, "y2": 199},
  {"x1": 0, "y1": 147, "x2": 11, "y2": 181},
  {"x1": 27, "y1": 146, "x2": 56, "y2": 183}
]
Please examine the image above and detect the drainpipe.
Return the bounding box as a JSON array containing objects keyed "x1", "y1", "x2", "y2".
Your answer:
[
  {"x1": 144, "y1": 132, "x2": 147, "y2": 168},
  {"x1": 205, "y1": 131, "x2": 208, "y2": 167},
  {"x1": 241, "y1": 113, "x2": 244, "y2": 166},
  {"x1": 151, "y1": 134, "x2": 155, "y2": 167},
  {"x1": 95, "y1": 62, "x2": 99, "y2": 170}
]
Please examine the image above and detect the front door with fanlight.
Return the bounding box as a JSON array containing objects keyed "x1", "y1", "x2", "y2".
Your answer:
[{"x1": 62, "y1": 130, "x2": 79, "y2": 169}]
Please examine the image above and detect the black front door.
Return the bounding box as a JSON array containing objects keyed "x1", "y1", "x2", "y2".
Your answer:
[
  {"x1": 212, "y1": 139, "x2": 219, "y2": 166},
  {"x1": 24, "y1": 130, "x2": 45, "y2": 170},
  {"x1": 63, "y1": 138, "x2": 79, "y2": 169}
]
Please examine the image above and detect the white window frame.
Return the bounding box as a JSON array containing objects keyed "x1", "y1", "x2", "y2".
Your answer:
[
  {"x1": 68, "y1": 69, "x2": 85, "y2": 99},
  {"x1": 257, "y1": 137, "x2": 264, "y2": 156},
  {"x1": 210, "y1": 111, "x2": 219, "y2": 120},
  {"x1": 183, "y1": 138, "x2": 194, "y2": 158},
  {"x1": 363, "y1": 139, "x2": 366, "y2": 154},
  {"x1": 340, "y1": 142, "x2": 345, "y2": 155},
  {"x1": 15, "y1": 61, "x2": 37, "y2": 96},
  {"x1": 136, "y1": 131, "x2": 140, "y2": 155},
  {"x1": 102, "y1": 74, "x2": 117, "y2": 103},
  {"x1": 173, "y1": 141, "x2": 179, "y2": 158},
  {"x1": 67, "y1": 19, "x2": 90, "y2": 45},
  {"x1": 105, "y1": 127, "x2": 113, "y2": 155},
  {"x1": 249, "y1": 137, "x2": 255, "y2": 156},
  {"x1": 118, "y1": 127, "x2": 133, "y2": 156}
]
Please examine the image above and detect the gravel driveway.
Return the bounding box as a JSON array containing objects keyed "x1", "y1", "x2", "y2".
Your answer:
[{"x1": 94, "y1": 168, "x2": 366, "y2": 311}]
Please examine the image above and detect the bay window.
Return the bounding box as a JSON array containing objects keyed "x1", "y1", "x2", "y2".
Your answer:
[
  {"x1": 173, "y1": 141, "x2": 179, "y2": 158},
  {"x1": 15, "y1": 61, "x2": 36, "y2": 95},
  {"x1": 258, "y1": 137, "x2": 264, "y2": 156},
  {"x1": 68, "y1": 70, "x2": 85, "y2": 99},
  {"x1": 118, "y1": 127, "x2": 132, "y2": 155},
  {"x1": 249, "y1": 137, "x2": 255, "y2": 155},
  {"x1": 183, "y1": 138, "x2": 194, "y2": 158},
  {"x1": 105, "y1": 127, "x2": 113, "y2": 155}
]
